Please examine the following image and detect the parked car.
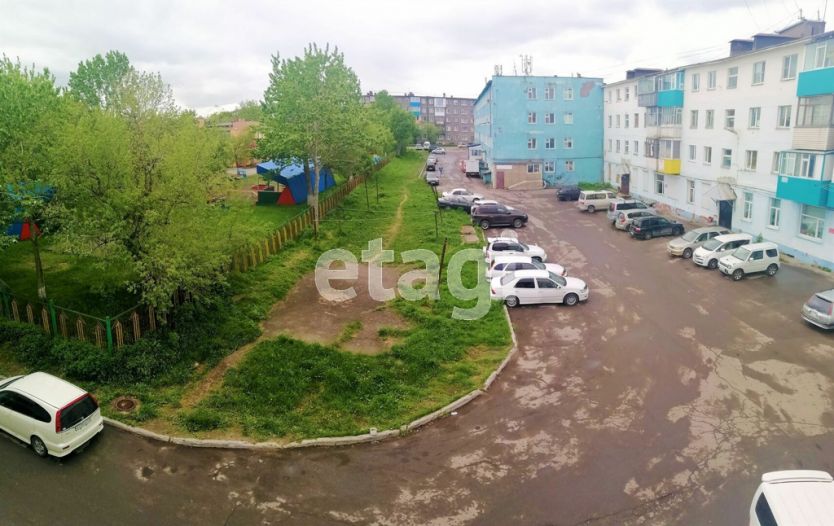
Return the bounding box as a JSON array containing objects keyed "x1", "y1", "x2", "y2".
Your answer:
[
  {"x1": 426, "y1": 157, "x2": 438, "y2": 171},
  {"x1": 490, "y1": 270, "x2": 589, "y2": 307},
  {"x1": 614, "y1": 209, "x2": 658, "y2": 231},
  {"x1": 692, "y1": 233, "x2": 753, "y2": 269},
  {"x1": 469, "y1": 199, "x2": 501, "y2": 212},
  {"x1": 484, "y1": 237, "x2": 547, "y2": 263},
  {"x1": 556, "y1": 185, "x2": 581, "y2": 201},
  {"x1": 666, "y1": 226, "x2": 731, "y2": 259},
  {"x1": 802, "y1": 289, "x2": 834, "y2": 330},
  {"x1": 425, "y1": 172, "x2": 439, "y2": 186},
  {"x1": 471, "y1": 203, "x2": 528, "y2": 229},
  {"x1": 606, "y1": 199, "x2": 649, "y2": 223},
  {"x1": 437, "y1": 195, "x2": 472, "y2": 212},
  {"x1": 576, "y1": 190, "x2": 617, "y2": 212},
  {"x1": 431, "y1": 147, "x2": 446, "y2": 155},
  {"x1": 718, "y1": 242, "x2": 780, "y2": 281},
  {"x1": 749, "y1": 470, "x2": 834, "y2": 526},
  {"x1": 0, "y1": 372, "x2": 103, "y2": 458},
  {"x1": 442, "y1": 188, "x2": 483, "y2": 203},
  {"x1": 628, "y1": 216, "x2": 684, "y2": 240},
  {"x1": 486, "y1": 255, "x2": 566, "y2": 279}
]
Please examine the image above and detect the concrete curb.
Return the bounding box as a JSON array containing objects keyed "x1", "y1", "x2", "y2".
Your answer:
[{"x1": 104, "y1": 306, "x2": 520, "y2": 451}]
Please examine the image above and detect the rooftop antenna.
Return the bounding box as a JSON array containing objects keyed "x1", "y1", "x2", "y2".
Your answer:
[
  {"x1": 494, "y1": 64, "x2": 503, "y2": 76},
  {"x1": 519, "y1": 54, "x2": 533, "y2": 75}
]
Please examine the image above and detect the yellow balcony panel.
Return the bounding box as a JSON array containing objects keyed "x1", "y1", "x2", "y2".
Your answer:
[{"x1": 659, "y1": 158, "x2": 681, "y2": 175}]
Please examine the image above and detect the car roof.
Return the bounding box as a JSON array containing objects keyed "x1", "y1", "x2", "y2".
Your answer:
[
  {"x1": 744, "y1": 242, "x2": 779, "y2": 250},
  {"x1": 10, "y1": 372, "x2": 86, "y2": 409},
  {"x1": 714, "y1": 233, "x2": 753, "y2": 242},
  {"x1": 632, "y1": 215, "x2": 664, "y2": 223},
  {"x1": 507, "y1": 269, "x2": 550, "y2": 279},
  {"x1": 692, "y1": 226, "x2": 729, "y2": 234},
  {"x1": 815, "y1": 289, "x2": 834, "y2": 302},
  {"x1": 487, "y1": 236, "x2": 520, "y2": 244},
  {"x1": 622, "y1": 209, "x2": 653, "y2": 216},
  {"x1": 760, "y1": 471, "x2": 834, "y2": 525},
  {"x1": 493, "y1": 255, "x2": 535, "y2": 264}
]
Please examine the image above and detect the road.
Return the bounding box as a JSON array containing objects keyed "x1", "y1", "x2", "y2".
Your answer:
[{"x1": 3, "y1": 147, "x2": 834, "y2": 525}]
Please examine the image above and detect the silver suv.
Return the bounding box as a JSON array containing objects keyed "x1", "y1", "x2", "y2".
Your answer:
[
  {"x1": 606, "y1": 199, "x2": 649, "y2": 223},
  {"x1": 802, "y1": 289, "x2": 834, "y2": 330},
  {"x1": 667, "y1": 226, "x2": 730, "y2": 259}
]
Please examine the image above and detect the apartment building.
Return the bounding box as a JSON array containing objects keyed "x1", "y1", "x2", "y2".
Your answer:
[
  {"x1": 475, "y1": 75, "x2": 604, "y2": 190},
  {"x1": 604, "y1": 19, "x2": 834, "y2": 269},
  {"x1": 362, "y1": 92, "x2": 475, "y2": 145}
]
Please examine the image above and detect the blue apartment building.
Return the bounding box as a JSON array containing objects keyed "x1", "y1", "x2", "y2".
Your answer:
[{"x1": 474, "y1": 75, "x2": 604, "y2": 190}]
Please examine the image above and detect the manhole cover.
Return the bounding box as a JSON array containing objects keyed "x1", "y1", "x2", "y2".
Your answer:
[{"x1": 112, "y1": 396, "x2": 140, "y2": 413}]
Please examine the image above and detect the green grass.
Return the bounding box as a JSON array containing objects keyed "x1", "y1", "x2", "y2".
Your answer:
[{"x1": 578, "y1": 181, "x2": 615, "y2": 191}]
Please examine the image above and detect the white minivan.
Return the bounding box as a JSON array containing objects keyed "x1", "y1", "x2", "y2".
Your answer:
[
  {"x1": 0, "y1": 372, "x2": 103, "y2": 458},
  {"x1": 692, "y1": 233, "x2": 753, "y2": 269},
  {"x1": 749, "y1": 470, "x2": 834, "y2": 526},
  {"x1": 718, "y1": 242, "x2": 780, "y2": 281},
  {"x1": 576, "y1": 190, "x2": 617, "y2": 213}
]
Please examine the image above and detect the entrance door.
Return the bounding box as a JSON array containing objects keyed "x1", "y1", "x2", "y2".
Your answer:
[
  {"x1": 718, "y1": 200, "x2": 733, "y2": 229},
  {"x1": 620, "y1": 173, "x2": 630, "y2": 196},
  {"x1": 496, "y1": 171, "x2": 505, "y2": 189}
]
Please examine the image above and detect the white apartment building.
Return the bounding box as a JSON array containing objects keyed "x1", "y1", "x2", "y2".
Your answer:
[{"x1": 604, "y1": 19, "x2": 834, "y2": 269}]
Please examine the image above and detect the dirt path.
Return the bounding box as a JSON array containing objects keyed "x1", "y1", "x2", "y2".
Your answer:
[{"x1": 384, "y1": 191, "x2": 409, "y2": 243}]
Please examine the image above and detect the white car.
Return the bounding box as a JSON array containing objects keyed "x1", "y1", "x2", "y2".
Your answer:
[
  {"x1": 490, "y1": 269, "x2": 589, "y2": 307},
  {"x1": 431, "y1": 147, "x2": 446, "y2": 155},
  {"x1": 484, "y1": 237, "x2": 547, "y2": 263},
  {"x1": 442, "y1": 188, "x2": 484, "y2": 203},
  {"x1": 749, "y1": 471, "x2": 834, "y2": 526},
  {"x1": 0, "y1": 372, "x2": 104, "y2": 458},
  {"x1": 718, "y1": 242, "x2": 780, "y2": 281},
  {"x1": 486, "y1": 255, "x2": 566, "y2": 279}
]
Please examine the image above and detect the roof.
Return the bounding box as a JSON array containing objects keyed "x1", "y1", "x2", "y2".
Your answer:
[
  {"x1": 714, "y1": 233, "x2": 754, "y2": 241},
  {"x1": 492, "y1": 254, "x2": 537, "y2": 263},
  {"x1": 743, "y1": 242, "x2": 779, "y2": 250},
  {"x1": 505, "y1": 269, "x2": 549, "y2": 279},
  {"x1": 11, "y1": 372, "x2": 85, "y2": 409},
  {"x1": 761, "y1": 471, "x2": 834, "y2": 525}
]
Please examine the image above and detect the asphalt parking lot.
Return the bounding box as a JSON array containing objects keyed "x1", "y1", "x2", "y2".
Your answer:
[{"x1": 2, "y1": 147, "x2": 833, "y2": 525}]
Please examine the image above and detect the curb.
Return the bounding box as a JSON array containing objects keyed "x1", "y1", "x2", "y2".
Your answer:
[{"x1": 104, "y1": 305, "x2": 519, "y2": 451}]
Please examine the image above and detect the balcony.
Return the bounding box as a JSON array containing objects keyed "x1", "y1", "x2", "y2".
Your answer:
[
  {"x1": 797, "y1": 68, "x2": 834, "y2": 97},
  {"x1": 776, "y1": 175, "x2": 833, "y2": 208},
  {"x1": 656, "y1": 90, "x2": 684, "y2": 108},
  {"x1": 657, "y1": 158, "x2": 681, "y2": 175},
  {"x1": 791, "y1": 126, "x2": 834, "y2": 150},
  {"x1": 638, "y1": 92, "x2": 657, "y2": 107}
]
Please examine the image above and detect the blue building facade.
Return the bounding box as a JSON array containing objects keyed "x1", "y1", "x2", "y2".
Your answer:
[{"x1": 474, "y1": 75, "x2": 603, "y2": 189}]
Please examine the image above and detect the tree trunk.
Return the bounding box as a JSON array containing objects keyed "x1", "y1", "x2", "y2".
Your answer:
[
  {"x1": 309, "y1": 157, "x2": 321, "y2": 236},
  {"x1": 30, "y1": 221, "x2": 47, "y2": 301}
]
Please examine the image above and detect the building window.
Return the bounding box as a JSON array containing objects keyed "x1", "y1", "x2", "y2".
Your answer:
[
  {"x1": 616, "y1": 140, "x2": 621, "y2": 153},
  {"x1": 655, "y1": 173, "x2": 665, "y2": 194},
  {"x1": 810, "y1": 42, "x2": 834, "y2": 69},
  {"x1": 752, "y1": 61, "x2": 766, "y2": 85},
  {"x1": 782, "y1": 54, "x2": 797, "y2": 80},
  {"x1": 633, "y1": 140, "x2": 639, "y2": 155},
  {"x1": 564, "y1": 137, "x2": 573, "y2": 149},
  {"x1": 725, "y1": 109, "x2": 735, "y2": 129},
  {"x1": 721, "y1": 148, "x2": 732, "y2": 168},
  {"x1": 777, "y1": 105, "x2": 792, "y2": 128},
  {"x1": 564, "y1": 87, "x2": 574, "y2": 100},
  {"x1": 707, "y1": 70, "x2": 717, "y2": 90},
  {"x1": 616, "y1": 88, "x2": 621, "y2": 101},
  {"x1": 545, "y1": 112, "x2": 555, "y2": 124},
  {"x1": 688, "y1": 144, "x2": 696, "y2": 161},
  {"x1": 625, "y1": 87, "x2": 630, "y2": 101},
  {"x1": 608, "y1": 115, "x2": 612, "y2": 128},
  {"x1": 768, "y1": 198, "x2": 781, "y2": 228},
  {"x1": 616, "y1": 115, "x2": 621, "y2": 127},
  {"x1": 705, "y1": 109, "x2": 714, "y2": 129},
  {"x1": 745, "y1": 150, "x2": 758, "y2": 171},
  {"x1": 800, "y1": 205, "x2": 826, "y2": 239},
  {"x1": 544, "y1": 160, "x2": 555, "y2": 172},
  {"x1": 545, "y1": 86, "x2": 555, "y2": 100},
  {"x1": 796, "y1": 95, "x2": 834, "y2": 127},
  {"x1": 727, "y1": 66, "x2": 738, "y2": 89},
  {"x1": 565, "y1": 160, "x2": 575, "y2": 172},
  {"x1": 704, "y1": 146, "x2": 712, "y2": 164},
  {"x1": 528, "y1": 138, "x2": 537, "y2": 150},
  {"x1": 564, "y1": 112, "x2": 574, "y2": 124},
  {"x1": 527, "y1": 163, "x2": 540, "y2": 173},
  {"x1": 691, "y1": 73, "x2": 700, "y2": 92},
  {"x1": 634, "y1": 113, "x2": 639, "y2": 127},
  {"x1": 625, "y1": 114, "x2": 630, "y2": 128},
  {"x1": 742, "y1": 192, "x2": 754, "y2": 221},
  {"x1": 527, "y1": 87, "x2": 537, "y2": 99},
  {"x1": 687, "y1": 180, "x2": 695, "y2": 204},
  {"x1": 690, "y1": 110, "x2": 698, "y2": 129},
  {"x1": 624, "y1": 140, "x2": 630, "y2": 154},
  {"x1": 608, "y1": 139, "x2": 612, "y2": 152},
  {"x1": 749, "y1": 107, "x2": 761, "y2": 128},
  {"x1": 528, "y1": 112, "x2": 537, "y2": 124},
  {"x1": 778, "y1": 152, "x2": 815, "y2": 177},
  {"x1": 545, "y1": 137, "x2": 555, "y2": 149}
]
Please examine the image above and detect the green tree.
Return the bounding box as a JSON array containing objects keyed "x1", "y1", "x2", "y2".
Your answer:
[
  {"x1": 371, "y1": 91, "x2": 418, "y2": 156},
  {"x1": 231, "y1": 125, "x2": 257, "y2": 167},
  {"x1": 67, "y1": 50, "x2": 132, "y2": 110},
  {"x1": 418, "y1": 121, "x2": 441, "y2": 145},
  {"x1": 235, "y1": 100, "x2": 263, "y2": 121}
]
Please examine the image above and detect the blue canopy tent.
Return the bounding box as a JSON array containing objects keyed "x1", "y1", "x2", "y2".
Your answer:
[{"x1": 255, "y1": 161, "x2": 335, "y2": 205}]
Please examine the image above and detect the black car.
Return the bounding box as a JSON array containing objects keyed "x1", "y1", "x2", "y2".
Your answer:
[
  {"x1": 628, "y1": 216, "x2": 684, "y2": 240},
  {"x1": 437, "y1": 195, "x2": 472, "y2": 212},
  {"x1": 556, "y1": 185, "x2": 581, "y2": 201},
  {"x1": 471, "y1": 203, "x2": 528, "y2": 229}
]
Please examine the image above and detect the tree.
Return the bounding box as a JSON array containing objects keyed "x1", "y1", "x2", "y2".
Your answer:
[
  {"x1": 371, "y1": 90, "x2": 418, "y2": 156},
  {"x1": 235, "y1": 100, "x2": 263, "y2": 122},
  {"x1": 231, "y1": 125, "x2": 257, "y2": 167},
  {"x1": 418, "y1": 121, "x2": 441, "y2": 145},
  {"x1": 67, "y1": 50, "x2": 132, "y2": 110},
  {"x1": 259, "y1": 44, "x2": 366, "y2": 232}
]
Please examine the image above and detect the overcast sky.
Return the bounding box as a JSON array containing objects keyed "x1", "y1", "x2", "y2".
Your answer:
[{"x1": 2, "y1": 0, "x2": 830, "y2": 115}]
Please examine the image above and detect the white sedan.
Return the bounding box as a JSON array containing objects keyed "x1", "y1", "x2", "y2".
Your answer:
[
  {"x1": 486, "y1": 255, "x2": 565, "y2": 279},
  {"x1": 442, "y1": 188, "x2": 484, "y2": 203},
  {"x1": 431, "y1": 147, "x2": 446, "y2": 154},
  {"x1": 484, "y1": 237, "x2": 547, "y2": 263},
  {"x1": 490, "y1": 270, "x2": 589, "y2": 307}
]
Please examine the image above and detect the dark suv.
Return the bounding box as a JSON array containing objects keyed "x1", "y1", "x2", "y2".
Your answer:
[
  {"x1": 556, "y1": 185, "x2": 581, "y2": 201},
  {"x1": 471, "y1": 204, "x2": 528, "y2": 229},
  {"x1": 628, "y1": 216, "x2": 684, "y2": 240}
]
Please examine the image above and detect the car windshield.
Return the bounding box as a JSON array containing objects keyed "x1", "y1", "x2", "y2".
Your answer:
[
  {"x1": 0, "y1": 376, "x2": 22, "y2": 390},
  {"x1": 732, "y1": 247, "x2": 751, "y2": 260},
  {"x1": 549, "y1": 273, "x2": 567, "y2": 286},
  {"x1": 500, "y1": 274, "x2": 515, "y2": 286},
  {"x1": 681, "y1": 231, "x2": 700, "y2": 242},
  {"x1": 702, "y1": 238, "x2": 722, "y2": 250},
  {"x1": 532, "y1": 260, "x2": 546, "y2": 270}
]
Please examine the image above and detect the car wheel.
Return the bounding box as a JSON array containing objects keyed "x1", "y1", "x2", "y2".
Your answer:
[
  {"x1": 31, "y1": 436, "x2": 48, "y2": 458},
  {"x1": 587, "y1": 205, "x2": 595, "y2": 213},
  {"x1": 564, "y1": 293, "x2": 579, "y2": 306},
  {"x1": 766, "y1": 264, "x2": 778, "y2": 277},
  {"x1": 479, "y1": 220, "x2": 490, "y2": 230},
  {"x1": 644, "y1": 231, "x2": 653, "y2": 240},
  {"x1": 505, "y1": 296, "x2": 519, "y2": 308},
  {"x1": 732, "y1": 269, "x2": 744, "y2": 281},
  {"x1": 512, "y1": 218, "x2": 523, "y2": 228},
  {"x1": 707, "y1": 259, "x2": 718, "y2": 270},
  {"x1": 683, "y1": 248, "x2": 693, "y2": 259}
]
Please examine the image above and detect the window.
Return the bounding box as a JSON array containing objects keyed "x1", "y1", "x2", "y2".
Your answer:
[
  {"x1": 528, "y1": 112, "x2": 537, "y2": 124},
  {"x1": 705, "y1": 109, "x2": 714, "y2": 129},
  {"x1": 725, "y1": 109, "x2": 735, "y2": 129},
  {"x1": 544, "y1": 160, "x2": 555, "y2": 172},
  {"x1": 777, "y1": 105, "x2": 792, "y2": 128},
  {"x1": 796, "y1": 95, "x2": 834, "y2": 127},
  {"x1": 624, "y1": 141, "x2": 629, "y2": 154},
  {"x1": 527, "y1": 138, "x2": 537, "y2": 150},
  {"x1": 691, "y1": 73, "x2": 700, "y2": 92},
  {"x1": 745, "y1": 150, "x2": 758, "y2": 170},
  {"x1": 742, "y1": 192, "x2": 753, "y2": 221},
  {"x1": 768, "y1": 198, "x2": 781, "y2": 228},
  {"x1": 625, "y1": 114, "x2": 630, "y2": 128},
  {"x1": 722, "y1": 148, "x2": 732, "y2": 168},
  {"x1": 527, "y1": 163, "x2": 540, "y2": 173},
  {"x1": 688, "y1": 144, "x2": 696, "y2": 161},
  {"x1": 707, "y1": 70, "x2": 717, "y2": 89},
  {"x1": 782, "y1": 54, "x2": 797, "y2": 80},
  {"x1": 749, "y1": 107, "x2": 761, "y2": 128},
  {"x1": 564, "y1": 87, "x2": 574, "y2": 100},
  {"x1": 527, "y1": 87, "x2": 536, "y2": 99},
  {"x1": 727, "y1": 66, "x2": 738, "y2": 89},
  {"x1": 752, "y1": 61, "x2": 765, "y2": 85},
  {"x1": 809, "y1": 42, "x2": 834, "y2": 69},
  {"x1": 564, "y1": 137, "x2": 573, "y2": 149},
  {"x1": 634, "y1": 113, "x2": 639, "y2": 127},
  {"x1": 778, "y1": 152, "x2": 815, "y2": 177},
  {"x1": 616, "y1": 140, "x2": 621, "y2": 153},
  {"x1": 564, "y1": 112, "x2": 573, "y2": 124},
  {"x1": 608, "y1": 115, "x2": 612, "y2": 128},
  {"x1": 545, "y1": 137, "x2": 555, "y2": 149},
  {"x1": 545, "y1": 86, "x2": 555, "y2": 100},
  {"x1": 565, "y1": 160, "x2": 574, "y2": 172},
  {"x1": 616, "y1": 88, "x2": 621, "y2": 101},
  {"x1": 516, "y1": 278, "x2": 535, "y2": 289},
  {"x1": 633, "y1": 140, "x2": 639, "y2": 155},
  {"x1": 616, "y1": 115, "x2": 621, "y2": 127},
  {"x1": 608, "y1": 139, "x2": 612, "y2": 152},
  {"x1": 655, "y1": 173, "x2": 665, "y2": 194},
  {"x1": 690, "y1": 110, "x2": 698, "y2": 129},
  {"x1": 545, "y1": 112, "x2": 555, "y2": 124},
  {"x1": 687, "y1": 180, "x2": 695, "y2": 204},
  {"x1": 800, "y1": 205, "x2": 826, "y2": 239},
  {"x1": 771, "y1": 152, "x2": 780, "y2": 173}
]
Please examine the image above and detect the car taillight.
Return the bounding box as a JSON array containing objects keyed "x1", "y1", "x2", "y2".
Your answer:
[
  {"x1": 490, "y1": 287, "x2": 495, "y2": 295},
  {"x1": 634, "y1": 227, "x2": 641, "y2": 232}
]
